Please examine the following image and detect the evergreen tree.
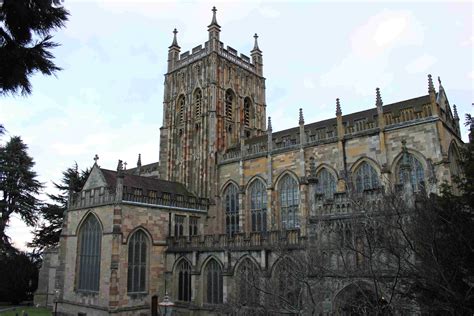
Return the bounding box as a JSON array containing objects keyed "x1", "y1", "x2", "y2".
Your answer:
[
  {"x1": 29, "y1": 163, "x2": 89, "y2": 251},
  {"x1": 0, "y1": 136, "x2": 42, "y2": 250},
  {"x1": 0, "y1": 0, "x2": 69, "y2": 96}
]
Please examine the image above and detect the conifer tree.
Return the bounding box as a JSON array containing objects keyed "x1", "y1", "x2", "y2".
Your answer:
[
  {"x1": 29, "y1": 163, "x2": 89, "y2": 251},
  {"x1": 0, "y1": 0, "x2": 69, "y2": 96},
  {"x1": 0, "y1": 136, "x2": 42, "y2": 250}
]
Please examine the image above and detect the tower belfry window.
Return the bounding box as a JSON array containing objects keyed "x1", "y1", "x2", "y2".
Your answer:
[
  {"x1": 244, "y1": 98, "x2": 251, "y2": 127},
  {"x1": 225, "y1": 90, "x2": 234, "y2": 122},
  {"x1": 178, "y1": 95, "x2": 185, "y2": 124},
  {"x1": 194, "y1": 89, "x2": 202, "y2": 119}
]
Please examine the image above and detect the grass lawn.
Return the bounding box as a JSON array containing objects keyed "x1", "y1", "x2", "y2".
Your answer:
[{"x1": 0, "y1": 307, "x2": 51, "y2": 316}]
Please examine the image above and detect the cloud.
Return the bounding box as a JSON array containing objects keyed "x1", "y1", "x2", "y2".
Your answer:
[{"x1": 405, "y1": 54, "x2": 437, "y2": 74}]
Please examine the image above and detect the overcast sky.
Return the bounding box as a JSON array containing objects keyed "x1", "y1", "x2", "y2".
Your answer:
[{"x1": 1, "y1": 0, "x2": 472, "y2": 250}]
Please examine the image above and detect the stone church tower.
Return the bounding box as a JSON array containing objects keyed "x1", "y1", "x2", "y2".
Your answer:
[{"x1": 159, "y1": 7, "x2": 266, "y2": 198}]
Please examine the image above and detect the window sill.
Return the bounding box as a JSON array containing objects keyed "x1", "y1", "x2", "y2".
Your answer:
[{"x1": 127, "y1": 292, "x2": 148, "y2": 299}]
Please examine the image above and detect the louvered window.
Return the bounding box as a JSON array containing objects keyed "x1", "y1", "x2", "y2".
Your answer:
[
  {"x1": 225, "y1": 90, "x2": 234, "y2": 121},
  {"x1": 194, "y1": 89, "x2": 202, "y2": 119},
  {"x1": 244, "y1": 98, "x2": 251, "y2": 127}
]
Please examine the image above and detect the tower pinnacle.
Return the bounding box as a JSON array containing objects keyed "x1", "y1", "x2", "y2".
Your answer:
[
  {"x1": 209, "y1": 6, "x2": 220, "y2": 28},
  {"x1": 170, "y1": 28, "x2": 179, "y2": 48},
  {"x1": 253, "y1": 33, "x2": 260, "y2": 51},
  {"x1": 428, "y1": 74, "x2": 435, "y2": 93},
  {"x1": 336, "y1": 98, "x2": 342, "y2": 116},
  {"x1": 299, "y1": 108, "x2": 304, "y2": 125},
  {"x1": 376, "y1": 87, "x2": 383, "y2": 108}
]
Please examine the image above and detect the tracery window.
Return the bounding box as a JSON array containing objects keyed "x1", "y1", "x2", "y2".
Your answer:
[
  {"x1": 177, "y1": 95, "x2": 185, "y2": 124},
  {"x1": 205, "y1": 259, "x2": 223, "y2": 304},
  {"x1": 78, "y1": 214, "x2": 102, "y2": 292},
  {"x1": 127, "y1": 230, "x2": 148, "y2": 293},
  {"x1": 194, "y1": 89, "x2": 202, "y2": 119},
  {"x1": 398, "y1": 153, "x2": 425, "y2": 191},
  {"x1": 354, "y1": 162, "x2": 379, "y2": 192},
  {"x1": 174, "y1": 215, "x2": 185, "y2": 237},
  {"x1": 237, "y1": 258, "x2": 260, "y2": 306},
  {"x1": 279, "y1": 175, "x2": 299, "y2": 229},
  {"x1": 177, "y1": 260, "x2": 192, "y2": 302},
  {"x1": 224, "y1": 184, "x2": 239, "y2": 236},
  {"x1": 244, "y1": 97, "x2": 251, "y2": 127},
  {"x1": 189, "y1": 217, "x2": 198, "y2": 236},
  {"x1": 274, "y1": 259, "x2": 300, "y2": 309},
  {"x1": 316, "y1": 168, "x2": 336, "y2": 199},
  {"x1": 249, "y1": 179, "x2": 267, "y2": 232},
  {"x1": 225, "y1": 90, "x2": 234, "y2": 122}
]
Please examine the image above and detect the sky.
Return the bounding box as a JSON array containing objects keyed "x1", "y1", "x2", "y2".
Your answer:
[{"x1": 1, "y1": 0, "x2": 472, "y2": 251}]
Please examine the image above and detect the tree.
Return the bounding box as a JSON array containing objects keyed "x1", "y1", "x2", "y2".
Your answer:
[
  {"x1": 0, "y1": 249, "x2": 40, "y2": 304},
  {"x1": 0, "y1": 136, "x2": 42, "y2": 250},
  {"x1": 29, "y1": 163, "x2": 89, "y2": 251},
  {"x1": 0, "y1": 0, "x2": 69, "y2": 96}
]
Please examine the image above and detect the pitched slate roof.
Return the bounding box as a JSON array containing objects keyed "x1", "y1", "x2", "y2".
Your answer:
[{"x1": 100, "y1": 168, "x2": 193, "y2": 197}]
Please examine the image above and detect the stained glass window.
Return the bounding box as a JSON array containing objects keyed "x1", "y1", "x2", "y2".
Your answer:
[
  {"x1": 249, "y1": 180, "x2": 267, "y2": 232},
  {"x1": 205, "y1": 259, "x2": 223, "y2": 304},
  {"x1": 127, "y1": 230, "x2": 148, "y2": 293},
  {"x1": 354, "y1": 162, "x2": 379, "y2": 192},
  {"x1": 78, "y1": 214, "x2": 101, "y2": 292},
  {"x1": 279, "y1": 175, "x2": 299, "y2": 229},
  {"x1": 316, "y1": 168, "x2": 336, "y2": 199},
  {"x1": 224, "y1": 184, "x2": 239, "y2": 236},
  {"x1": 177, "y1": 260, "x2": 192, "y2": 302},
  {"x1": 398, "y1": 153, "x2": 425, "y2": 191}
]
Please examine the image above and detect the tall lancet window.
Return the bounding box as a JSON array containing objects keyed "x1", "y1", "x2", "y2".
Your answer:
[
  {"x1": 205, "y1": 259, "x2": 223, "y2": 304},
  {"x1": 249, "y1": 179, "x2": 267, "y2": 232},
  {"x1": 177, "y1": 95, "x2": 185, "y2": 125},
  {"x1": 354, "y1": 162, "x2": 379, "y2": 192},
  {"x1": 279, "y1": 175, "x2": 299, "y2": 229},
  {"x1": 127, "y1": 230, "x2": 148, "y2": 293},
  {"x1": 77, "y1": 214, "x2": 102, "y2": 292},
  {"x1": 398, "y1": 154, "x2": 425, "y2": 191},
  {"x1": 194, "y1": 89, "x2": 202, "y2": 119},
  {"x1": 224, "y1": 183, "x2": 239, "y2": 236},
  {"x1": 225, "y1": 89, "x2": 234, "y2": 122},
  {"x1": 316, "y1": 168, "x2": 337, "y2": 199},
  {"x1": 244, "y1": 97, "x2": 251, "y2": 127},
  {"x1": 177, "y1": 260, "x2": 192, "y2": 302}
]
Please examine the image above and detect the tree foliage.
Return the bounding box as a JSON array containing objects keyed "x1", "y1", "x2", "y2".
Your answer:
[
  {"x1": 0, "y1": 249, "x2": 40, "y2": 304},
  {"x1": 0, "y1": 0, "x2": 69, "y2": 96},
  {"x1": 29, "y1": 163, "x2": 89, "y2": 251},
  {"x1": 0, "y1": 136, "x2": 42, "y2": 250}
]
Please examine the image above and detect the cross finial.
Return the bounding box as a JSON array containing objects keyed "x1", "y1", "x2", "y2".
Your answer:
[
  {"x1": 253, "y1": 33, "x2": 260, "y2": 51},
  {"x1": 170, "y1": 28, "x2": 179, "y2": 47},
  {"x1": 336, "y1": 98, "x2": 342, "y2": 116},
  {"x1": 209, "y1": 6, "x2": 219, "y2": 27},
  {"x1": 93, "y1": 154, "x2": 99, "y2": 164}
]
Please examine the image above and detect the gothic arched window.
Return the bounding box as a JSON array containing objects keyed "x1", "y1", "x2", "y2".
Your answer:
[
  {"x1": 205, "y1": 259, "x2": 223, "y2": 304},
  {"x1": 177, "y1": 260, "x2": 192, "y2": 302},
  {"x1": 279, "y1": 174, "x2": 299, "y2": 229},
  {"x1": 177, "y1": 95, "x2": 185, "y2": 124},
  {"x1": 397, "y1": 153, "x2": 425, "y2": 191},
  {"x1": 194, "y1": 89, "x2": 202, "y2": 119},
  {"x1": 249, "y1": 179, "x2": 267, "y2": 232},
  {"x1": 244, "y1": 97, "x2": 251, "y2": 127},
  {"x1": 316, "y1": 168, "x2": 336, "y2": 199},
  {"x1": 77, "y1": 214, "x2": 102, "y2": 292},
  {"x1": 127, "y1": 230, "x2": 148, "y2": 293},
  {"x1": 237, "y1": 258, "x2": 260, "y2": 306},
  {"x1": 224, "y1": 184, "x2": 239, "y2": 236},
  {"x1": 225, "y1": 90, "x2": 234, "y2": 122},
  {"x1": 274, "y1": 259, "x2": 300, "y2": 309},
  {"x1": 354, "y1": 162, "x2": 379, "y2": 192}
]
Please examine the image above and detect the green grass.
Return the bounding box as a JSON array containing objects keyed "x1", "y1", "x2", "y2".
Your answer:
[{"x1": 0, "y1": 307, "x2": 51, "y2": 316}]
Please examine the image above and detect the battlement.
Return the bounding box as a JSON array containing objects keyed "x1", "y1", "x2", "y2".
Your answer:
[{"x1": 169, "y1": 40, "x2": 257, "y2": 74}]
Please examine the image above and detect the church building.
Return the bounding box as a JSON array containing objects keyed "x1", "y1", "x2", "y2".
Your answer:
[{"x1": 35, "y1": 7, "x2": 465, "y2": 316}]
